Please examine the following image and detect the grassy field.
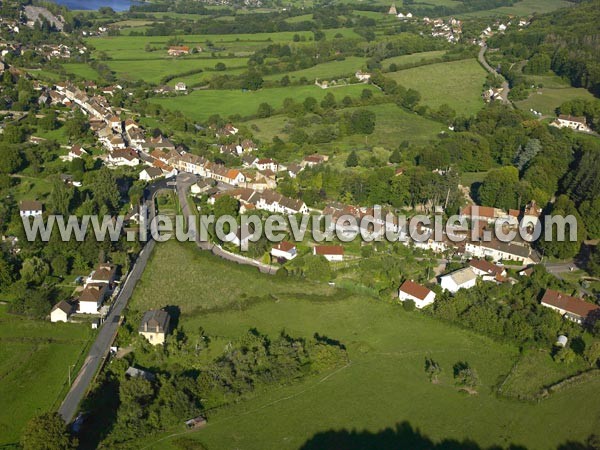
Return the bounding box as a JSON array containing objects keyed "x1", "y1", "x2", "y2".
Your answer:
[
  {"x1": 62, "y1": 63, "x2": 101, "y2": 81},
  {"x1": 499, "y1": 348, "x2": 589, "y2": 399},
  {"x1": 388, "y1": 59, "x2": 487, "y2": 116},
  {"x1": 461, "y1": 0, "x2": 573, "y2": 17},
  {"x1": 105, "y1": 57, "x2": 248, "y2": 83},
  {"x1": 338, "y1": 103, "x2": 445, "y2": 147},
  {"x1": 0, "y1": 305, "x2": 92, "y2": 446},
  {"x1": 244, "y1": 102, "x2": 444, "y2": 149},
  {"x1": 150, "y1": 84, "x2": 381, "y2": 121},
  {"x1": 381, "y1": 50, "x2": 448, "y2": 70},
  {"x1": 515, "y1": 74, "x2": 597, "y2": 116},
  {"x1": 263, "y1": 56, "x2": 367, "y2": 82},
  {"x1": 86, "y1": 29, "x2": 354, "y2": 60},
  {"x1": 125, "y1": 241, "x2": 600, "y2": 450},
  {"x1": 128, "y1": 241, "x2": 337, "y2": 315}
]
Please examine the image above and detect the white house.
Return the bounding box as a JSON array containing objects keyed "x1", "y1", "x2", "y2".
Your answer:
[
  {"x1": 77, "y1": 283, "x2": 108, "y2": 314},
  {"x1": 107, "y1": 148, "x2": 140, "y2": 167},
  {"x1": 541, "y1": 289, "x2": 600, "y2": 325},
  {"x1": 50, "y1": 301, "x2": 73, "y2": 323},
  {"x1": 313, "y1": 245, "x2": 344, "y2": 262},
  {"x1": 440, "y1": 267, "x2": 477, "y2": 293},
  {"x1": 67, "y1": 144, "x2": 87, "y2": 161},
  {"x1": 551, "y1": 115, "x2": 592, "y2": 132},
  {"x1": 190, "y1": 180, "x2": 213, "y2": 195},
  {"x1": 468, "y1": 259, "x2": 507, "y2": 282},
  {"x1": 465, "y1": 239, "x2": 537, "y2": 265},
  {"x1": 224, "y1": 227, "x2": 254, "y2": 248},
  {"x1": 398, "y1": 280, "x2": 436, "y2": 309},
  {"x1": 86, "y1": 263, "x2": 117, "y2": 287},
  {"x1": 19, "y1": 200, "x2": 43, "y2": 217},
  {"x1": 254, "y1": 158, "x2": 279, "y2": 172},
  {"x1": 271, "y1": 241, "x2": 297, "y2": 261},
  {"x1": 355, "y1": 70, "x2": 371, "y2": 82},
  {"x1": 139, "y1": 166, "x2": 164, "y2": 182},
  {"x1": 175, "y1": 82, "x2": 187, "y2": 92}
]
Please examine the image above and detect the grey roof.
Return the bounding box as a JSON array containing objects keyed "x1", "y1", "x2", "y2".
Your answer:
[
  {"x1": 125, "y1": 366, "x2": 156, "y2": 381},
  {"x1": 139, "y1": 309, "x2": 170, "y2": 333},
  {"x1": 52, "y1": 300, "x2": 73, "y2": 315}
]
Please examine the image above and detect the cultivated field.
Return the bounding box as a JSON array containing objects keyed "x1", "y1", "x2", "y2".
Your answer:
[
  {"x1": 388, "y1": 59, "x2": 487, "y2": 116},
  {"x1": 126, "y1": 242, "x2": 600, "y2": 450},
  {"x1": 0, "y1": 305, "x2": 91, "y2": 446}
]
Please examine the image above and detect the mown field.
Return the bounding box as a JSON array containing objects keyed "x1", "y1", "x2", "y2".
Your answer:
[
  {"x1": 515, "y1": 74, "x2": 597, "y2": 116},
  {"x1": 0, "y1": 305, "x2": 91, "y2": 446},
  {"x1": 388, "y1": 58, "x2": 487, "y2": 116},
  {"x1": 150, "y1": 84, "x2": 381, "y2": 121},
  {"x1": 126, "y1": 241, "x2": 600, "y2": 450}
]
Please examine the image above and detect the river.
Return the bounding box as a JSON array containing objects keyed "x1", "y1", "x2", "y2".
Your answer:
[{"x1": 48, "y1": 0, "x2": 142, "y2": 12}]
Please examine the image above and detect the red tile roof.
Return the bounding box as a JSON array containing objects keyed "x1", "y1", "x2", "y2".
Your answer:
[
  {"x1": 469, "y1": 259, "x2": 505, "y2": 277},
  {"x1": 541, "y1": 289, "x2": 600, "y2": 320},
  {"x1": 274, "y1": 241, "x2": 296, "y2": 252},
  {"x1": 314, "y1": 245, "x2": 344, "y2": 256},
  {"x1": 399, "y1": 280, "x2": 432, "y2": 301}
]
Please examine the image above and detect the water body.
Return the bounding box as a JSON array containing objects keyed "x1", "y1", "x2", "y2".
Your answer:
[{"x1": 48, "y1": 0, "x2": 142, "y2": 12}]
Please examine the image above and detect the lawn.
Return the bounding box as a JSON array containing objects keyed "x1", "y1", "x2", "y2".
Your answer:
[
  {"x1": 515, "y1": 74, "x2": 597, "y2": 116},
  {"x1": 388, "y1": 59, "x2": 487, "y2": 116},
  {"x1": 150, "y1": 84, "x2": 381, "y2": 121},
  {"x1": 125, "y1": 241, "x2": 600, "y2": 450},
  {"x1": 0, "y1": 305, "x2": 92, "y2": 446}
]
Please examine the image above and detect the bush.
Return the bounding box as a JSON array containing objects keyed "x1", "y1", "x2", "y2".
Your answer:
[{"x1": 402, "y1": 299, "x2": 416, "y2": 312}]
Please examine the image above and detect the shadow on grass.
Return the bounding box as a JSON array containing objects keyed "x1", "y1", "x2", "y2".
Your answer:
[{"x1": 299, "y1": 421, "x2": 597, "y2": 450}]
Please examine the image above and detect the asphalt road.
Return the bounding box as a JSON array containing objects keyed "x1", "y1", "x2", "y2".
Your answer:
[
  {"x1": 478, "y1": 45, "x2": 512, "y2": 106},
  {"x1": 58, "y1": 186, "x2": 162, "y2": 423},
  {"x1": 175, "y1": 173, "x2": 278, "y2": 274}
]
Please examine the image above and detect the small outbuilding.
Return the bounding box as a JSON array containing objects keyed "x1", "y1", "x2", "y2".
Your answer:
[
  {"x1": 555, "y1": 335, "x2": 568, "y2": 348},
  {"x1": 50, "y1": 301, "x2": 73, "y2": 323},
  {"x1": 185, "y1": 416, "x2": 207, "y2": 429}
]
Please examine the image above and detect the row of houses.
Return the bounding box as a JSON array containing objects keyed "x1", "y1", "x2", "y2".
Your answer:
[
  {"x1": 398, "y1": 265, "x2": 600, "y2": 326},
  {"x1": 209, "y1": 187, "x2": 310, "y2": 215}
]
